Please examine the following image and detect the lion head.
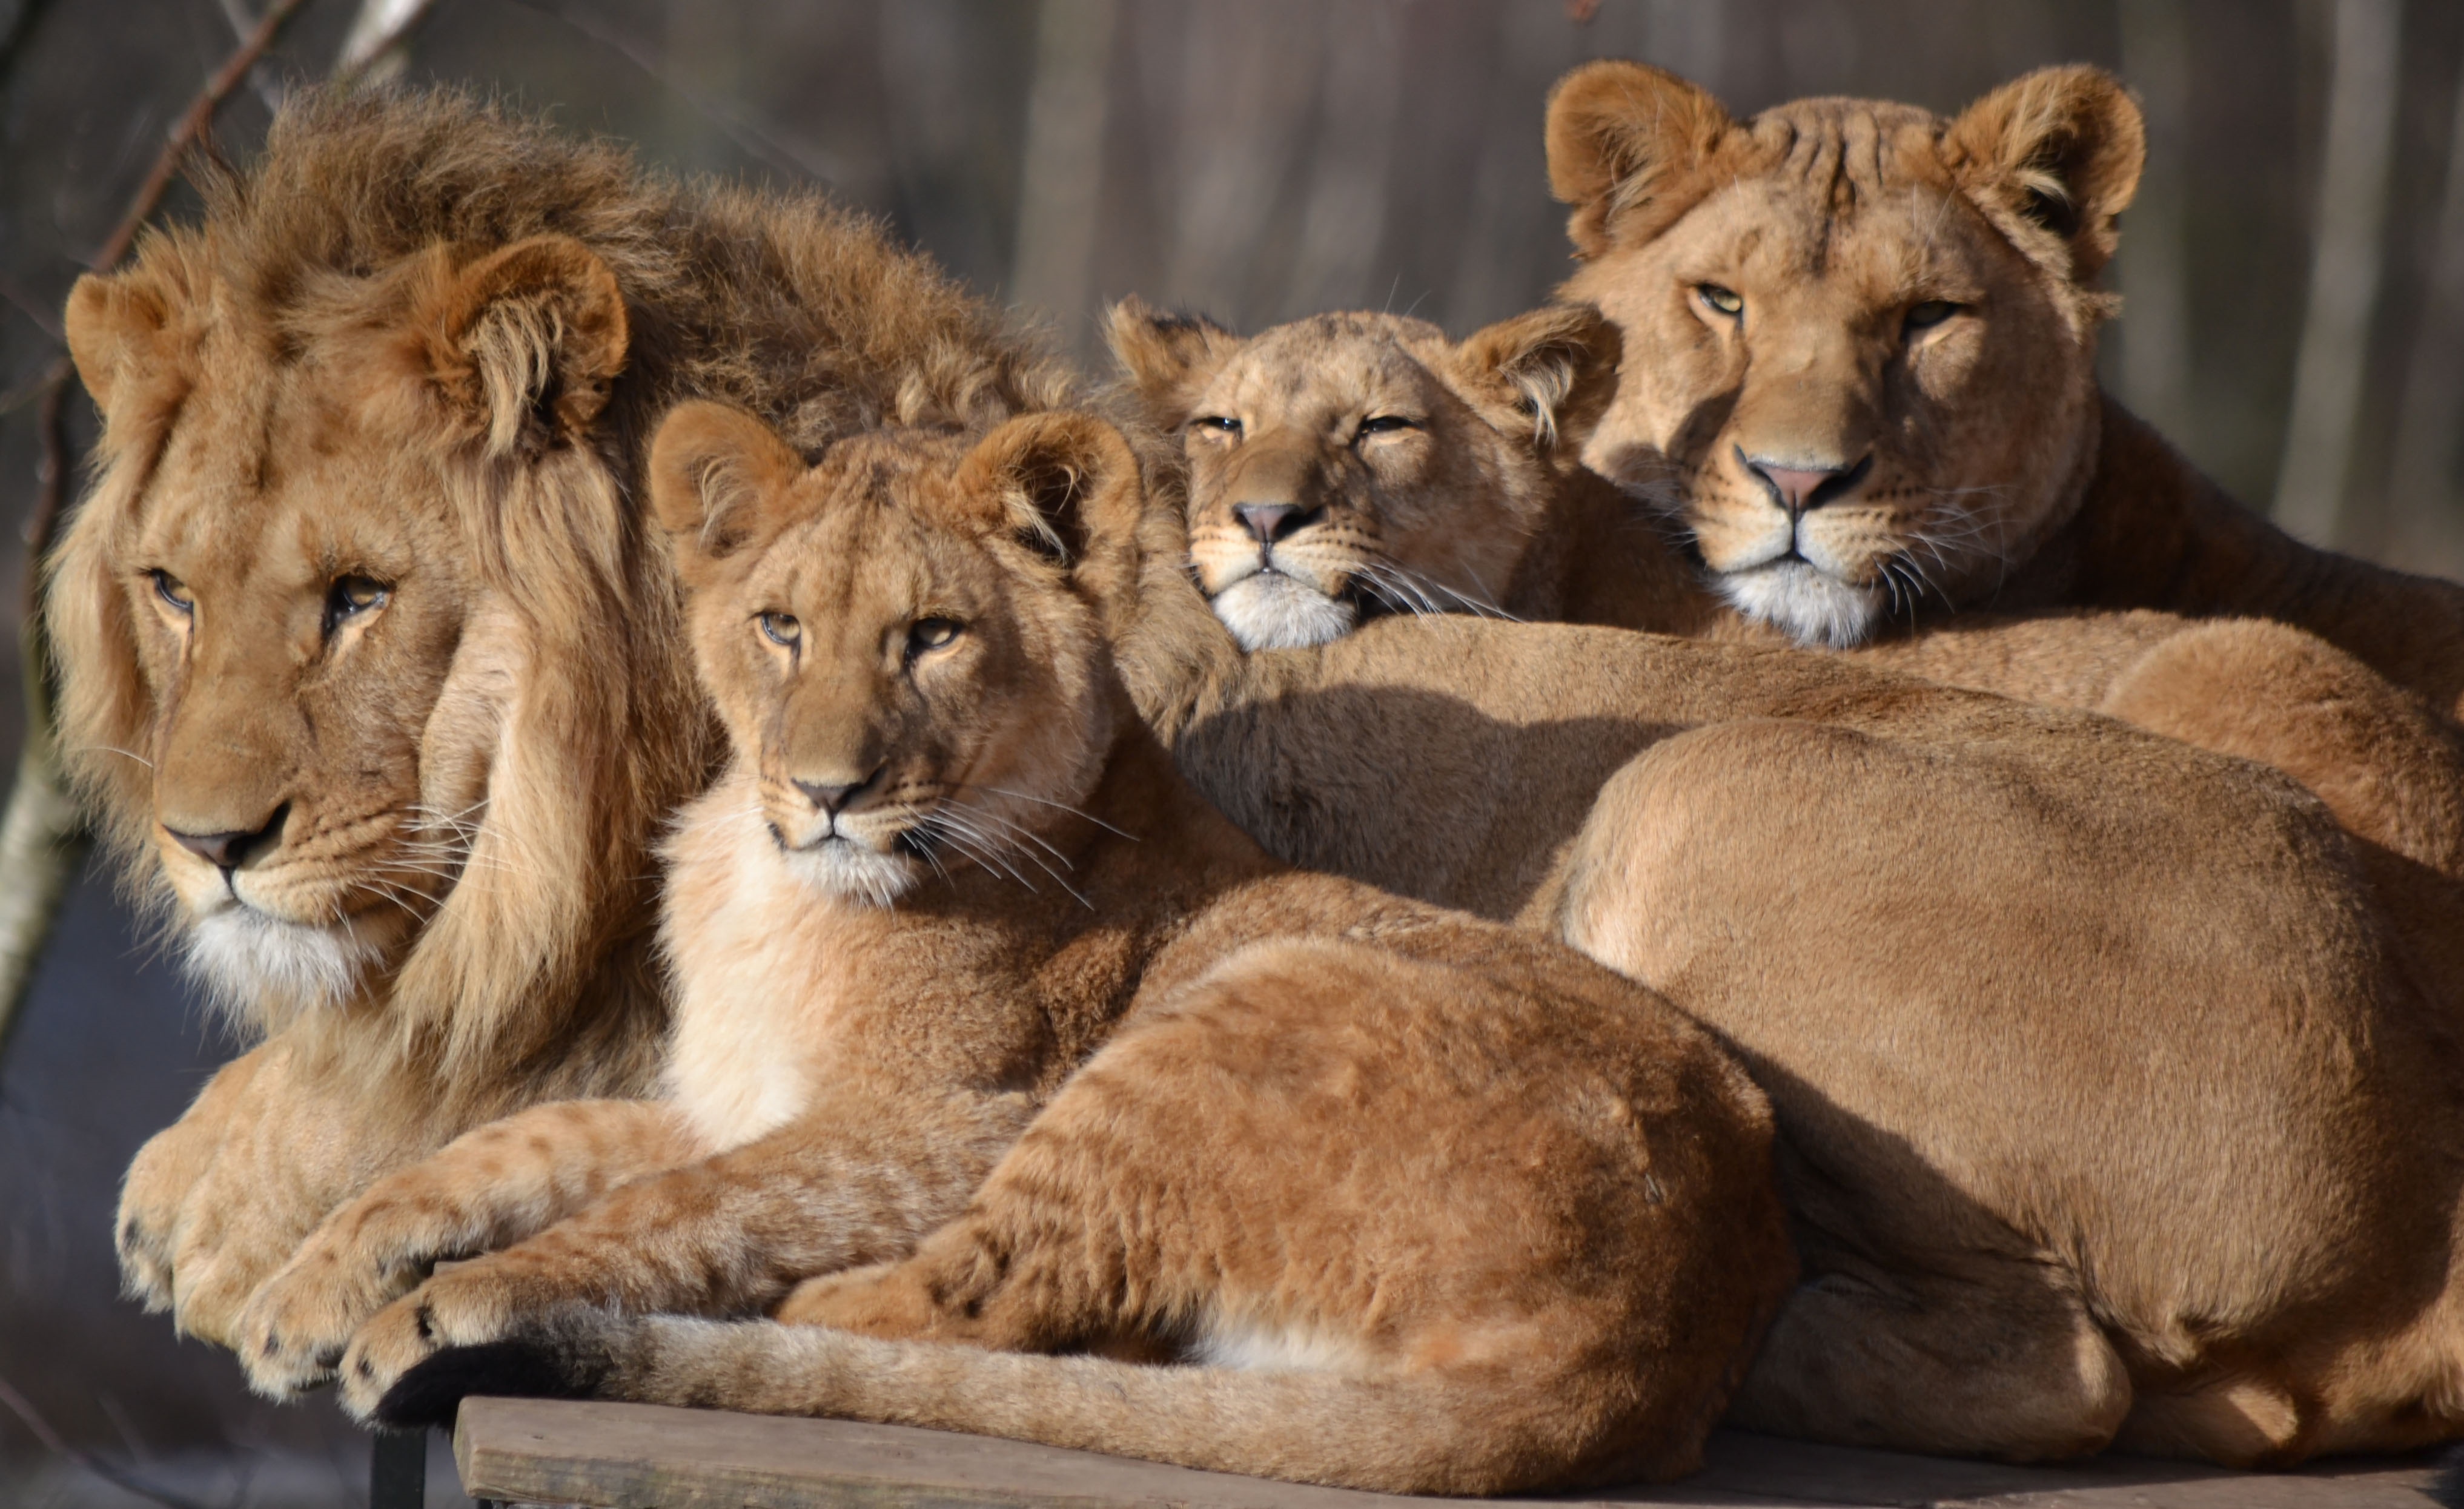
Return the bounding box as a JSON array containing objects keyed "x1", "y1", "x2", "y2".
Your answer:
[
  {"x1": 1545, "y1": 62, "x2": 2144, "y2": 647},
  {"x1": 1105, "y1": 300, "x2": 1619, "y2": 651},
  {"x1": 649, "y1": 404, "x2": 1145, "y2": 905}
]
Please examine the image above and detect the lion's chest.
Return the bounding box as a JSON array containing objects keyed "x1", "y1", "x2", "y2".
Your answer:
[{"x1": 660, "y1": 816, "x2": 876, "y2": 1154}]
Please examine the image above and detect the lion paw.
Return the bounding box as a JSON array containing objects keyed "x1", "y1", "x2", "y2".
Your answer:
[
  {"x1": 337, "y1": 1261, "x2": 589, "y2": 1420},
  {"x1": 235, "y1": 1224, "x2": 430, "y2": 1398}
]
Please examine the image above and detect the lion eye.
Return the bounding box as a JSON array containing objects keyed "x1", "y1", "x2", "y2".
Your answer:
[
  {"x1": 323, "y1": 575, "x2": 391, "y2": 636},
  {"x1": 1355, "y1": 415, "x2": 1418, "y2": 441},
  {"x1": 908, "y1": 618, "x2": 963, "y2": 655},
  {"x1": 1904, "y1": 300, "x2": 1964, "y2": 334},
  {"x1": 150, "y1": 570, "x2": 194, "y2": 615},
  {"x1": 1192, "y1": 416, "x2": 1242, "y2": 438},
  {"x1": 759, "y1": 612, "x2": 801, "y2": 647},
  {"x1": 1698, "y1": 285, "x2": 1744, "y2": 318}
]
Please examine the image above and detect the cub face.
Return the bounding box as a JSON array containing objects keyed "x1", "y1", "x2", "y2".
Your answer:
[
  {"x1": 1547, "y1": 62, "x2": 2144, "y2": 646},
  {"x1": 648, "y1": 404, "x2": 1145, "y2": 904},
  {"x1": 1108, "y1": 302, "x2": 1618, "y2": 652}
]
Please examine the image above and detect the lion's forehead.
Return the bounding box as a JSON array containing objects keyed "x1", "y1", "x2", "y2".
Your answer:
[{"x1": 1207, "y1": 331, "x2": 1443, "y2": 429}]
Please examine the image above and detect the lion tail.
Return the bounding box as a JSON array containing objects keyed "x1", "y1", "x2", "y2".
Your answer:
[{"x1": 379, "y1": 1310, "x2": 1664, "y2": 1497}]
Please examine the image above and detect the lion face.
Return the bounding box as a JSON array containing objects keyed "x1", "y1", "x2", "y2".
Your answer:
[
  {"x1": 1547, "y1": 64, "x2": 2144, "y2": 646},
  {"x1": 1108, "y1": 303, "x2": 1618, "y2": 652},
  {"x1": 56, "y1": 233, "x2": 666, "y2": 1032},
  {"x1": 651, "y1": 404, "x2": 1144, "y2": 905}
]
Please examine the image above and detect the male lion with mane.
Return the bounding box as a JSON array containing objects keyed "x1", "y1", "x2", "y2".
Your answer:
[
  {"x1": 1545, "y1": 61, "x2": 2464, "y2": 722},
  {"x1": 54, "y1": 85, "x2": 1070, "y2": 1350}
]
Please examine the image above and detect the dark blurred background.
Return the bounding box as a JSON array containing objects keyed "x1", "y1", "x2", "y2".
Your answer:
[{"x1": 5, "y1": 1, "x2": 2462, "y2": 1503}]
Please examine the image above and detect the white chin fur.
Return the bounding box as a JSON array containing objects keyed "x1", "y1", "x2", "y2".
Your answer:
[
  {"x1": 1210, "y1": 573, "x2": 1356, "y2": 652},
  {"x1": 1717, "y1": 561, "x2": 1885, "y2": 647},
  {"x1": 183, "y1": 908, "x2": 389, "y2": 1025},
  {"x1": 781, "y1": 837, "x2": 921, "y2": 906}
]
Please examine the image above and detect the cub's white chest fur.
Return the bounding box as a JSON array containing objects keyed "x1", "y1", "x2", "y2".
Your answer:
[{"x1": 658, "y1": 781, "x2": 870, "y2": 1152}]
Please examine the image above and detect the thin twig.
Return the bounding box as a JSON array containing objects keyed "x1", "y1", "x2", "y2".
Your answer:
[
  {"x1": 0, "y1": 268, "x2": 64, "y2": 343},
  {"x1": 0, "y1": 1369, "x2": 216, "y2": 1509}
]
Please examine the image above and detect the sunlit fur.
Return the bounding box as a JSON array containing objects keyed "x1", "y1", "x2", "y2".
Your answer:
[
  {"x1": 1547, "y1": 62, "x2": 2464, "y2": 723},
  {"x1": 55, "y1": 84, "x2": 1076, "y2": 1352},
  {"x1": 1109, "y1": 303, "x2": 1640, "y2": 650},
  {"x1": 255, "y1": 408, "x2": 1790, "y2": 1497},
  {"x1": 1104, "y1": 486, "x2": 2464, "y2": 1467}
]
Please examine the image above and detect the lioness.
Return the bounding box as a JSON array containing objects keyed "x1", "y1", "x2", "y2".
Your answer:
[
  {"x1": 239, "y1": 404, "x2": 1790, "y2": 1496},
  {"x1": 53, "y1": 86, "x2": 1070, "y2": 1347},
  {"x1": 1108, "y1": 302, "x2": 2464, "y2": 888},
  {"x1": 1093, "y1": 481, "x2": 2464, "y2": 1462},
  {"x1": 1545, "y1": 61, "x2": 2464, "y2": 719}
]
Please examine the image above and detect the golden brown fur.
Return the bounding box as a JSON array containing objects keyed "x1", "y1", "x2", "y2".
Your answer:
[
  {"x1": 53, "y1": 86, "x2": 1072, "y2": 1349},
  {"x1": 252, "y1": 406, "x2": 1790, "y2": 1496},
  {"x1": 1544, "y1": 61, "x2": 2464, "y2": 719},
  {"x1": 1110, "y1": 303, "x2": 2464, "y2": 888},
  {"x1": 1103, "y1": 489, "x2": 2464, "y2": 1465}
]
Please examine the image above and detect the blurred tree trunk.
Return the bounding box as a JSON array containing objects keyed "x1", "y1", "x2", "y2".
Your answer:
[
  {"x1": 2385, "y1": 54, "x2": 2464, "y2": 540},
  {"x1": 1283, "y1": 1, "x2": 1402, "y2": 317},
  {"x1": 2116, "y1": 0, "x2": 2193, "y2": 442},
  {"x1": 2274, "y1": 0, "x2": 2402, "y2": 546},
  {"x1": 1011, "y1": 0, "x2": 1118, "y2": 357}
]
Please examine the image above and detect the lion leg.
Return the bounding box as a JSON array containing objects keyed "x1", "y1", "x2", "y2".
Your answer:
[
  {"x1": 334, "y1": 1088, "x2": 1035, "y2": 1419},
  {"x1": 2101, "y1": 619, "x2": 2464, "y2": 879},
  {"x1": 118, "y1": 1042, "x2": 271, "y2": 1313},
  {"x1": 235, "y1": 1097, "x2": 699, "y2": 1398},
  {"x1": 1733, "y1": 1258, "x2": 2132, "y2": 1461}
]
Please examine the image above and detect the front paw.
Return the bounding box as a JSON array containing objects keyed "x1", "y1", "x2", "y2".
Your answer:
[
  {"x1": 338, "y1": 1261, "x2": 591, "y2": 1420},
  {"x1": 369, "y1": 1309, "x2": 626, "y2": 1429},
  {"x1": 235, "y1": 1232, "x2": 425, "y2": 1398},
  {"x1": 118, "y1": 1118, "x2": 220, "y2": 1312}
]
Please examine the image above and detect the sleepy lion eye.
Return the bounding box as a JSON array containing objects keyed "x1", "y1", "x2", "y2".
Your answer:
[
  {"x1": 908, "y1": 618, "x2": 963, "y2": 655},
  {"x1": 758, "y1": 611, "x2": 801, "y2": 647},
  {"x1": 1904, "y1": 300, "x2": 1964, "y2": 334},
  {"x1": 1355, "y1": 415, "x2": 1418, "y2": 441},
  {"x1": 150, "y1": 570, "x2": 194, "y2": 615},
  {"x1": 323, "y1": 574, "x2": 391, "y2": 636},
  {"x1": 1192, "y1": 415, "x2": 1242, "y2": 438},
  {"x1": 1697, "y1": 285, "x2": 1744, "y2": 318}
]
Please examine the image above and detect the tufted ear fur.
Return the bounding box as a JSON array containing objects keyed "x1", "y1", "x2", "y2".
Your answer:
[
  {"x1": 1943, "y1": 65, "x2": 2145, "y2": 283},
  {"x1": 418, "y1": 234, "x2": 629, "y2": 459},
  {"x1": 65, "y1": 269, "x2": 177, "y2": 415},
  {"x1": 1455, "y1": 305, "x2": 1624, "y2": 454},
  {"x1": 1105, "y1": 297, "x2": 1245, "y2": 429},
  {"x1": 1546, "y1": 61, "x2": 1734, "y2": 257},
  {"x1": 959, "y1": 412, "x2": 1147, "y2": 633},
  {"x1": 648, "y1": 400, "x2": 810, "y2": 579}
]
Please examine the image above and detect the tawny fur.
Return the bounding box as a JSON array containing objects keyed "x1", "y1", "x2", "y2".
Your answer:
[
  {"x1": 298, "y1": 406, "x2": 1790, "y2": 1497},
  {"x1": 1108, "y1": 304, "x2": 2464, "y2": 888},
  {"x1": 1543, "y1": 61, "x2": 2464, "y2": 719},
  {"x1": 1101, "y1": 477, "x2": 2464, "y2": 1465},
  {"x1": 53, "y1": 85, "x2": 1074, "y2": 1352}
]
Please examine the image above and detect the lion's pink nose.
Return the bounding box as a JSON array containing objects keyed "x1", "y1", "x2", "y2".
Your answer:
[{"x1": 1740, "y1": 451, "x2": 1872, "y2": 515}]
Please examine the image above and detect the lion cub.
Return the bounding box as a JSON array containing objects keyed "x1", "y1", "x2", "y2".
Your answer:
[
  {"x1": 258, "y1": 403, "x2": 1791, "y2": 1494},
  {"x1": 1112, "y1": 300, "x2": 2464, "y2": 888}
]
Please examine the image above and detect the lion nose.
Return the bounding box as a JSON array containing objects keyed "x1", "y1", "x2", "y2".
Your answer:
[
  {"x1": 792, "y1": 770, "x2": 879, "y2": 816},
  {"x1": 165, "y1": 804, "x2": 288, "y2": 873},
  {"x1": 1234, "y1": 503, "x2": 1313, "y2": 546},
  {"x1": 1741, "y1": 449, "x2": 1873, "y2": 515}
]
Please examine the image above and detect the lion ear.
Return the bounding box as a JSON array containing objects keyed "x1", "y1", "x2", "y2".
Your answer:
[
  {"x1": 65, "y1": 269, "x2": 177, "y2": 415},
  {"x1": 648, "y1": 400, "x2": 809, "y2": 571},
  {"x1": 1545, "y1": 60, "x2": 1732, "y2": 257},
  {"x1": 1105, "y1": 297, "x2": 1244, "y2": 428},
  {"x1": 959, "y1": 412, "x2": 1146, "y2": 626},
  {"x1": 1944, "y1": 65, "x2": 2144, "y2": 283},
  {"x1": 1456, "y1": 304, "x2": 1623, "y2": 453},
  {"x1": 419, "y1": 234, "x2": 629, "y2": 458}
]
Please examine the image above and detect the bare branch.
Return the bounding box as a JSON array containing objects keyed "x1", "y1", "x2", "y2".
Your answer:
[{"x1": 0, "y1": 1369, "x2": 216, "y2": 1509}]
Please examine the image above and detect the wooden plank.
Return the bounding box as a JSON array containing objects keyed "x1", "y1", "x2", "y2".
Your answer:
[{"x1": 454, "y1": 1396, "x2": 2446, "y2": 1509}]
